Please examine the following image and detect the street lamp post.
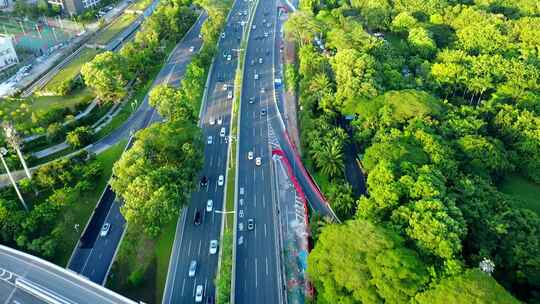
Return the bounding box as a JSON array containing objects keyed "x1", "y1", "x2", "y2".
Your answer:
[
  {"x1": 3, "y1": 122, "x2": 31, "y2": 180},
  {"x1": 214, "y1": 209, "x2": 235, "y2": 229},
  {"x1": 0, "y1": 147, "x2": 28, "y2": 212}
]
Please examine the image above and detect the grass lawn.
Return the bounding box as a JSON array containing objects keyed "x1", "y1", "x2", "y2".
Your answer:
[
  {"x1": 30, "y1": 87, "x2": 94, "y2": 111},
  {"x1": 93, "y1": 13, "x2": 138, "y2": 45},
  {"x1": 42, "y1": 48, "x2": 101, "y2": 93},
  {"x1": 499, "y1": 174, "x2": 540, "y2": 215},
  {"x1": 53, "y1": 139, "x2": 127, "y2": 266},
  {"x1": 107, "y1": 219, "x2": 177, "y2": 304},
  {"x1": 130, "y1": 0, "x2": 153, "y2": 11}
]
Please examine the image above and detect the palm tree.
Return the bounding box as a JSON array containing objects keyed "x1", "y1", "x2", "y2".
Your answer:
[{"x1": 314, "y1": 140, "x2": 344, "y2": 178}]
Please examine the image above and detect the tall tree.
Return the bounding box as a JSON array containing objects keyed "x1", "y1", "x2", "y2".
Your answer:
[
  {"x1": 308, "y1": 219, "x2": 430, "y2": 303},
  {"x1": 81, "y1": 52, "x2": 132, "y2": 103}
]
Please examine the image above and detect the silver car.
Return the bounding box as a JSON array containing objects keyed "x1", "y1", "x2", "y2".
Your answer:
[{"x1": 188, "y1": 260, "x2": 197, "y2": 277}]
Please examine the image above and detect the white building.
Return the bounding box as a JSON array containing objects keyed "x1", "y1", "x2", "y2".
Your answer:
[{"x1": 0, "y1": 35, "x2": 18, "y2": 72}]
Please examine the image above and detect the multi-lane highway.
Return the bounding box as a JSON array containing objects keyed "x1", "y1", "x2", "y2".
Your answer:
[
  {"x1": 0, "y1": 245, "x2": 135, "y2": 304},
  {"x1": 233, "y1": 0, "x2": 284, "y2": 302},
  {"x1": 162, "y1": 0, "x2": 252, "y2": 303},
  {"x1": 68, "y1": 12, "x2": 208, "y2": 285}
]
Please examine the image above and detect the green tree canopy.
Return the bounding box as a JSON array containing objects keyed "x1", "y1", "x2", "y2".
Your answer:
[
  {"x1": 415, "y1": 269, "x2": 519, "y2": 304},
  {"x1": 308, "y1": 219, "x2": 430, "y2": 303}
]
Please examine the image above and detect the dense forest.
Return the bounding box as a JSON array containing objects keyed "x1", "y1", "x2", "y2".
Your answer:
[{"x1": 283, "y1": 0, "x2": 540, "y2": 302}]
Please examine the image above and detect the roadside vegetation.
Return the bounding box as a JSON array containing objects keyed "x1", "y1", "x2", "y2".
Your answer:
[
  {"x1": 0, "y1": 140, "x2": 126, "y2": 265},
  {"x1": 106, "y1": 0, "x2": 232, "y2": 302},
  {"x1": 285, "y1": 0, "x2": 540, "y2": 302}
]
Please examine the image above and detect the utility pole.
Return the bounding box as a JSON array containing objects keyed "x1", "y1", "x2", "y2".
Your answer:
[
  {"x1": 3, "y1": 122, "x2": 31, "y2": 180},
  {"x1": 0, "y1": 147, "x2": 28, "y2": 212}
]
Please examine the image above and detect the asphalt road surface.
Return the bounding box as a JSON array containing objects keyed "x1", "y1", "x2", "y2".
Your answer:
[
  {"x1": 68, "y1": 12, "x2": 208, "y2": 286},
  {"x1": 0, "y1": 245, "x2": 135, "y2": 304},
  {"x1": 162, "y1": 1, "x2": 251, "y2": 302},
  {"x1": 233, "y1": 0, "x2": 284, "y2": 302}
]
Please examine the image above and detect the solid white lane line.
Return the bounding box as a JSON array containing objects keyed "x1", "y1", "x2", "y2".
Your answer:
[
  {"x1": 193, "y1": 279, "x2": 196, "y2": 296},
  {"x1": 255, "y1": 258, "x2": 258, "y2": 288},
  {"x1": 181, "y1": 278, "x2": 186, "y2": 296},
  {"x1": 263, "y1": 195, "x2": 266, "y2": 208},
  {"x1": 264, "y1": 223, "x2": 267, "y2": 237},
  {"x1": 265, "y1": 257, "x2": 269, "y2": 276},
  {"x1": 198, "y1": 240, "x2": 202, "y2": 256},
  {"x1": 188, "y1": 240, "x2": 192, "y2": 256}
]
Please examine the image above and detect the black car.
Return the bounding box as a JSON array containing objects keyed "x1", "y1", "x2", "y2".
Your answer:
[
  {"x1": 200, "y1": 176, "x2": 208, "y2": 187},
  {"x1": 194, "y1": 209, "x2": 202, "y2": 225},
  {"x1": 206, "y1": 296, "x2": 214, "y2": 304}
]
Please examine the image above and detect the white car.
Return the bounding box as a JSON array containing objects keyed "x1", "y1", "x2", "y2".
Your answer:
[
  {"x1": 209, "y1": 240, "x2": 218, "y2": 254},
  {"x1": 258, "y1": 57, "x2": 263, "y2": 64},
  {"x1": 188, "y1": 260, "x2": 197, "y2": 277},
  {"x1": 227, "y1": 54, "x2": 232, "y2": 61},
  {"x1": 220, "y1": 127, "x2": 226, "y2": 137},
  {"x1": 252, "y1": 24, "x2": 256, "y2": 30},
  {"x1": 239, "y1": 222, "x2": 244, "y2": 231},
  {"x1": 248, "y1": 151, "x2": 254, "y2": 160},
  {"x1": 206, "y1": 199, "x2": 213, "y2": 212},
  {"x1": 218, "y1": 174, "x2": 224, "y2": 186},
  {"x1": 100, "y1": 223, "x2": 110, "y2": 237},
  {"x1": 227, "y1": 91, "x2": 233, "y2": 99},
  {"x1": 209, "y1": 117, "x2": 215, "y2": 125},
  {"x1": 260, "y1": 87, "x2": 265, "y2": 94},
  {"x1": 195, "y1": 284, "x2": 203, "y2": 302},
  {"x1": 255, "y1": 157, "x2": 262, "y2": 166},
  {"x1": 264, "y1": 32, "x2": 268, "y2": 38},
  {"x1": 217, "y1": 117, "x2": 223, "y2": 125},
  {"x1": 189, "y1": 46, "x2": 195, "y2": 52},
  {"x1": 254, "y1": 73, "x2": 259, "y2": 80},
  {"x1": 223, "y1": 83, "x2": 228, "y2": 91},
  {"x1": 221, "y1": 32, "x2": 225, "y2": 39},
  {"x1": 207, "y1": 136, "x2": 213, "y2": 145}
]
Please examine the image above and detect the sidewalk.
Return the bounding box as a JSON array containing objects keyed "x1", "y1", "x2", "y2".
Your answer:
[{"x1": 273, "y1": 152, "x2": 311, "y2": 303}]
